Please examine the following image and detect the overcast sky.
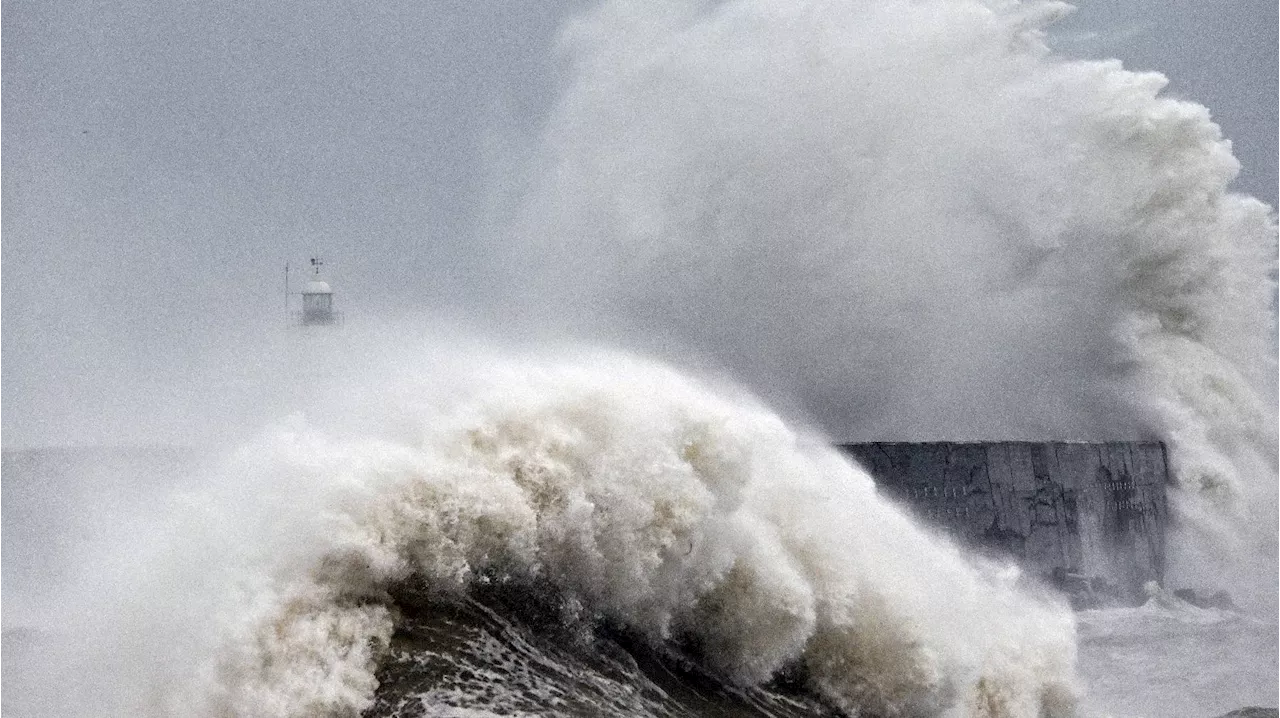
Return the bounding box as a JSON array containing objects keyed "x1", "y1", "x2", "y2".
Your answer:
[{"x1": 3, "y1": 0, "x2": 1276, "y2": 449}]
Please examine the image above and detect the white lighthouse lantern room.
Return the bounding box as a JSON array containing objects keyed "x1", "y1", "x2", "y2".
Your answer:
[{"x1": 288, "y1": 257, "x2": 341, "y2": 327}]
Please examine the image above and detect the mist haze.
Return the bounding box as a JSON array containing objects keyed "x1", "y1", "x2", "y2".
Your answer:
[
  {"x1": 3, "y1": 0, "x2": 569, "y2": 447},
  {"x1": 3, "y1": 0, "x2": 1275, "y2": 450}
]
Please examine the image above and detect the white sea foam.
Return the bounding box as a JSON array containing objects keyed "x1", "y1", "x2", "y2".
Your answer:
[{"x1": 26, "y1": 348, "x2": 1078, "y2": 717}]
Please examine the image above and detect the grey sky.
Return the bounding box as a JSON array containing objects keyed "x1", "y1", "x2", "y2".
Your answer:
[{"x1": 2, "y1": 0, "x2": 1275, "y2": 448}]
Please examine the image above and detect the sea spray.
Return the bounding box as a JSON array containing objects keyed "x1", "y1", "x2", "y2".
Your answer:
[
  {"x1": 33, "y1": 348, "x2": 1078, "y2": 717},
  {"x1": 508, "y1": 0, "x2": 1278, "y2": 609},
  {"x1": 269, "y1": 350, "x2": 1078, "y2": 716}
]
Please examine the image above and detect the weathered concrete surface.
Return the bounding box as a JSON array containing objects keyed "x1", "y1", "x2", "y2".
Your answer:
[{"x1": 838, "y1": 442, "x2": 1169, "y2": 593}]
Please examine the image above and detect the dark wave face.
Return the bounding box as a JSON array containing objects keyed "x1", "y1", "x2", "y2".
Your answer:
[{"x1": 369, "y1": 580, "x2": 840, "y2": 717}]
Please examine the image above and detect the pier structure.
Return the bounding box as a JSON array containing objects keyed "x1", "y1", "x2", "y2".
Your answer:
[{"x1": 839, "y1": 441, "x2": 1169, "y2": 595}]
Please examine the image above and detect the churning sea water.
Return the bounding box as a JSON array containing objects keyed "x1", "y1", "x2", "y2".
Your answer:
[{"x1": 1077, "y1": 602, "x2": 1278, "y2": 718}]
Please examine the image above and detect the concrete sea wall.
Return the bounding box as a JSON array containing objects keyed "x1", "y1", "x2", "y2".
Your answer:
[{"x1": 839, "y1": 442, "x2": 1169, "y2": 593}]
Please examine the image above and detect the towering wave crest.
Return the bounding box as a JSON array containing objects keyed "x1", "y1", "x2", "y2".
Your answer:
[
  {"x1": 40, "y1": 350, "x2": 1077, "y2": 717},
  {"x1": 508, "y1": 0, "x2": 1278, "y2": 606}
]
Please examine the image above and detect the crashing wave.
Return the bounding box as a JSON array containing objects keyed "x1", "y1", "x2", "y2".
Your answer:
[{"x1": 46, "y1": 353, "x2": 1075, "y2": 717}]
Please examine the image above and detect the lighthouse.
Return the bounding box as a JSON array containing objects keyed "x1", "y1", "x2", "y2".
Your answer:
[{"x1": 288, "y1": 257, "x2": 341, "y2": 326}]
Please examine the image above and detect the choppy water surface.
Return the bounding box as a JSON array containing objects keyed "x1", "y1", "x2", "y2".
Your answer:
[
  {"x1": 1077, "y1": 602, "x2": 1278, "y2": 718},
  {"x1": 360, "y1": 587, "x2": 1279, "y2": 718}
]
